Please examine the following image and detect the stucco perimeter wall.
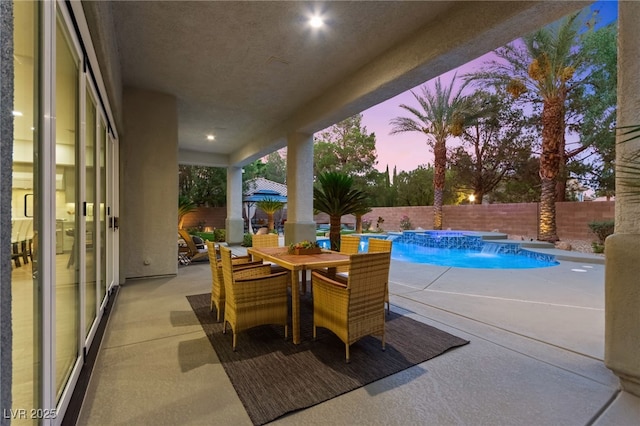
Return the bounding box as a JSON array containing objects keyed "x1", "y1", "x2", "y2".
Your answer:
[
  {"x1": 182, "y1": 207, "x2": 227, "y2": 231},
  {"x1": 556, "y1": 201, "x2": 615, "y2": 240},
  {"x1": 189, "y1": 202, "x2": 614, "y2": 241},
  {"x1": 362, "y1": 202, "x2": 614, "y2": 241}
]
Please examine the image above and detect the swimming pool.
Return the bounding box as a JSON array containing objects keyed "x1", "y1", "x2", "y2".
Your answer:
[{"x1": 318, "y1": 231, "x2": 558, "y2": 269}]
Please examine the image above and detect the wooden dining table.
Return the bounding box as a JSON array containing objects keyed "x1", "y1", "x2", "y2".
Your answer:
[{"x1": 246, "y1": 246, "x2": 350, "y2": 344}]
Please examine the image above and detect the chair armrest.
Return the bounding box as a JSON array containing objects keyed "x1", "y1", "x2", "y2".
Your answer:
[
  {"x1": 231, "y1": 254, "x2": 252, "y2": 261},
  {"x1": 232, "y1": 260, "x2": 263, "y2": 269},
  {"x1": 235, "y1": 270, "x2": 288, "y2": 283},
  {"x1": 311, "y1": 270, "x2": 348, "y2": 289},
  {"x1": 233, "y1": 264, "x2": 272, "y2": 279}
]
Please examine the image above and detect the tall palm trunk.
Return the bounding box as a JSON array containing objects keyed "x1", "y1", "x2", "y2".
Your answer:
[
  {"x1": 433, "y1": 138, "x2": 447, "y2": 230},
  {"x1": 538, "y1": 96, "x2": 564, "y2": 241},
  {"x1": 266, "y1": 213, "x2": 275, "y2": 233},
  {"x1": 355, "y1": 214, "x2": 363, "y2": 234},
  {"x1": 555, "y1": 112, "x2": 567, "y2": 202},
  {"x1": 329, "y1": 216, "x2": 341, "y2": 251}
]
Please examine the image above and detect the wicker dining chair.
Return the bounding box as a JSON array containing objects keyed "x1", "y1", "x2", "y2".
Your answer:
[
  {"x1": 250, "y1": 232, "x2": 288, "y2": 273},
  {"x1": 312, "y1": 251, "x2": 391, "y2": 362},
  {"x1": 251, "y1": 232, "x2": 279, "y2": 248},
  {"x1": 219, "y1": 245, "x2": 289, "y2": 351},
  {"x1": 339, "y1": 234, "x2": 361, "y2": 254},
  {"x1": 335, "y1": 234, "x2": 361, "y2": 274},
  {"x1": 206, "y1": 242, "x2": 262, "y2": 321},
  {"x1": 367, "y1": 238, "x2": 393, "y2": 314}
]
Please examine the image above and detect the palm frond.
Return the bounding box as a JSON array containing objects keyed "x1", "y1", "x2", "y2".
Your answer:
[
  {"x1": 313, "y1": 172, "x2": 368, "y2": 216},
  {"x1": 616, "y1": 125, "x2": 640, "y2": 199}
]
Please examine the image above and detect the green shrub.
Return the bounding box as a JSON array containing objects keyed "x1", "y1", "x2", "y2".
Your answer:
[
  {"x1": 214, "y1": 228, "x2": 226, "y2": 242},
  {"x1": 592, "y1": 242, "x2": 605, "y2": 254},
  {"x1": 242, "y1": 233, "x2": 253, "y2": 247},
  {"x1": 588, "y1": 220, "x2": 615, "y2": 244}
]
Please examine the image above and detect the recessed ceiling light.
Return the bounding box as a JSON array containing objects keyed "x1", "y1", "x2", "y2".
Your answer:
[
  {"x1": 207, "y1": 135, "x2": 215, "y2": 141},
  {"x1": 309, "y1": 15, "x2": 324, "y2": 28},
  {"x1": 12, "y1": 111, "x2": 23, "y2": 117}
]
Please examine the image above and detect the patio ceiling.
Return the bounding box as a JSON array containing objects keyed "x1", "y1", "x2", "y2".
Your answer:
[{"x1": 100, "y1": 1, "x2": 588, "y2": 167}]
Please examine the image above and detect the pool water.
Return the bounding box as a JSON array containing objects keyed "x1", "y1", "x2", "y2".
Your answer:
[
  {"x1": 391, "y1": 242, "x2": 558, "y2": 269},
  {"x1": 318, "y1": 234, "x2": 558, "y2": 269}
]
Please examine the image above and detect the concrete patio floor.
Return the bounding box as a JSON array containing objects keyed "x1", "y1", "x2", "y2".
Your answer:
[{"x1": 76, "y1": 245, "x2": 640, "y2": 425}]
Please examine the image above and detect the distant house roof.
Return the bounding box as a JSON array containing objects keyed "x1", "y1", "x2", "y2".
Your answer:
[
  {"x1": 244, "y1": 177, "x2": 287, "y2": 197},
  {"x1": 243, "y1": 178, "x2": 287, "y2": 203}
]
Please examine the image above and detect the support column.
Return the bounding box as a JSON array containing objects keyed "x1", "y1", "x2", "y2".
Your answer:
[
  {"x1": 122, "y1": 88, "x2": 178, "y2": 278},
  {"x1": 604, "y1": 0, "x2": 640, "y2": 397},
  {"x1": 225, "y1": 166, "x2": 244, "y2": 244},
  {"x1": 284, "y1": 132, "x2": 316, "y2": 245}
]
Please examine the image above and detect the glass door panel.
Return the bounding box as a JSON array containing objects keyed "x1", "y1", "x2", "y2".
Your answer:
[
  {"x1": 55, "y1": 15, "x2": 80, "y2": 401},
  {"x1": 99, "y1": 119, "x2": 108, "y2": 302},
  {"x1": 85, "y1": 87, "x2": 97, "y2": 337},
  {"x1": 12, "y1": 0, "x2": 40, "y2": 421}
]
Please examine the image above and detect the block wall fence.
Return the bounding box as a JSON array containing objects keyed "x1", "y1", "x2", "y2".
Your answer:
[{"x1": 183, "y1": 201, "x2": 614, "y2": 241}]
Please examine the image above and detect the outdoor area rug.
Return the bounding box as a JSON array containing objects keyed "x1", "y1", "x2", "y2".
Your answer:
[{"x1": 187, "y1": 292, "x2": 469, "y2": 425}]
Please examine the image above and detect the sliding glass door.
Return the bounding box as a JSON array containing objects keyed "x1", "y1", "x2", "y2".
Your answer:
[
  {"x1": 11, "y1": 1, "x2": 40, "y2": 420},
  {"x1": 10, "y1": 1, "x2": 119, "y2": 421},
  {"x1": 54, "y1": 11, "x2": 81, "y2": 402}
]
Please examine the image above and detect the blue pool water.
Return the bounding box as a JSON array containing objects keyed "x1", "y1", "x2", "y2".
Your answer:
[
  {"x1": 390, "y1": 242, "x2": 557, "y2": 269},
  {"x1": 318, "y1": 232, "x2": 558, "y2": 269}
]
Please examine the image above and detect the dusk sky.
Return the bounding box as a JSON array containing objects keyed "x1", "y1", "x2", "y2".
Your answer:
[{"x1": 360, "y1": 0, "x2": 618, "y2": 173}]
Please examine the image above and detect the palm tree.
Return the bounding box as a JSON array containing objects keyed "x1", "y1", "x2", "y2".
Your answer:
[
  {"x1": 314, "y1": 172, "x2": 368, "y2": 251},
  {"x1": 389, "y1": 76, "x2": 474, "y2": 230},
  {"x1": 353, "y1": 206, "x2": 372, "y2": 234},
  {"x1": 255, "y1": 197, "x2": 286, "y2": 233},
  {"x1": 178, "y1": 195, "x2": 197, "y2": 229},
  {"x1": 468, "y1": 12, "x2": 587, "y2": 241}
]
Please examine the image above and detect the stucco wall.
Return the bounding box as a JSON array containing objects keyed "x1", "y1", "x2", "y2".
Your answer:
[
  {"x1": 122, "y1": 87, "x2": 178, "y2": 278},
  {"x1": 191, "y1": 202, "x2": 615, "y2": 241},
  {"x1": 316, "y1": 202, "x2": 614, "y2": 241},
  {"x1": 181, "y1": 207, "x2": 227, "y2": 231}
]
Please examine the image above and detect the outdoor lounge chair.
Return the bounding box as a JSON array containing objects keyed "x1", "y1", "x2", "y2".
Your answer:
[
  {"x1": 368, "y1": 238, "x2": 393, "y2": 314},
  {"x1": 178, "y1": 229, "x2": 209, "y2": 262},
  {"x1": 312, "y1": 251, "x2": 391, "y2": 362},
  {"x1": 220, "y1": 245, "x2": 289, "y2": 351},
  {"x1": 206, "y1": 241, "x2": 262, "y2": 321}
]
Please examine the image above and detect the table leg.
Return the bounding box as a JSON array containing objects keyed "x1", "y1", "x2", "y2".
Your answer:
[{"x1": 290, "y1": 270, "x2": 300, "y2": 344}]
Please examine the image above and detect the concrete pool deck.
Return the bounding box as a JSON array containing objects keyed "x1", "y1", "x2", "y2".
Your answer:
[{"x1": 77, "y1": 242, "x2": 640, "y2": 425}]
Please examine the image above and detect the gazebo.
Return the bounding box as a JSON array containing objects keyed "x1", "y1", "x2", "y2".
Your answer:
[{"x1": 243, "y1": 178, "x2": 288, "y2": 233}]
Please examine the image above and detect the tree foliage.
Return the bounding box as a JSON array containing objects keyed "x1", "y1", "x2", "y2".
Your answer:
[
  {"x1": 571, "y1": 22, "x2": 618, "y2": 198},
  {"x1": 263, "y1": 150, "x2": 287, "y2": 184},
  {"x1": 178, "y1": 165, "x2": 227, "y2": 207},
  {"x1": 394, "y1": 165, "x2": 463, "y2": 207},
  {"x1": 314, "y1": 114, "x2": 380, "y2": 209},
  {"x1": 489, "y1": 156, "x2": 542, "y2": 203},
  {"x1": 448, "y1": 91, "x2": 535, "y2": 203},
  {"x1": 467, "y1": 11, "x2": 603, "y2": 241}
]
